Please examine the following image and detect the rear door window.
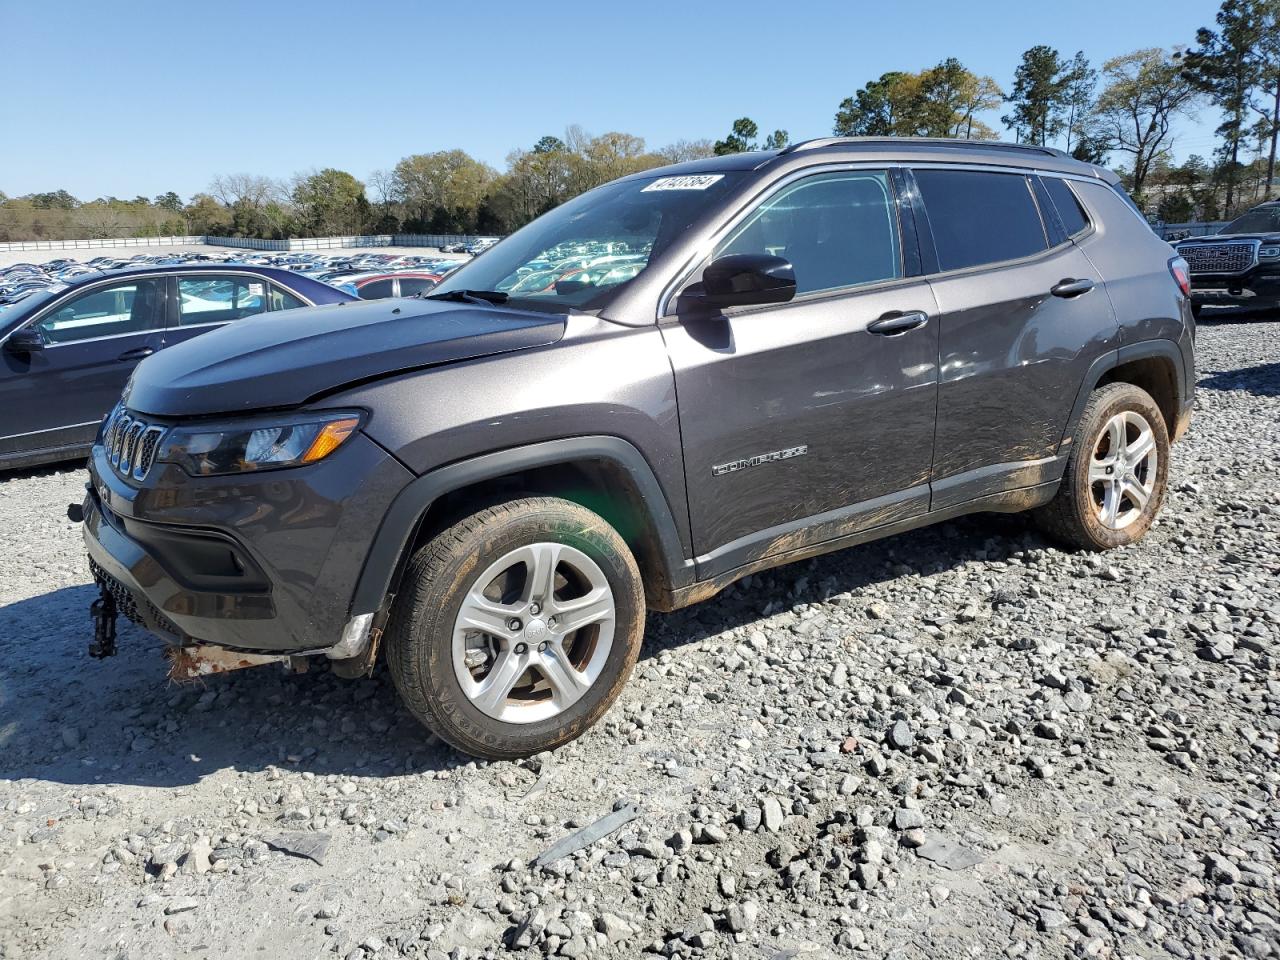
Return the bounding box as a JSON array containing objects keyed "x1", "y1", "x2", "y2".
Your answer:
[
  {"x1": 914, "y1": 169, "x2": 1049, "y2": 272},
  {"x1": 177, "y1": 276, "x2": 268, "y2": 325},
  {"x1": 358, "y1": 279, "x2": 394, "y2": 300},
  {"x1": 397, "y1": 277, "x2": 437, "y2": 297}
]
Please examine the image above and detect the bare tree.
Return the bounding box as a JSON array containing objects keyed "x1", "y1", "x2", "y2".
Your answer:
[
  {"x1": 207, "y1": 173, "x2": 285, "y2": 209},
  {"x1": 1093, "y1": 48, "x2": 1201, "y2": 197}
]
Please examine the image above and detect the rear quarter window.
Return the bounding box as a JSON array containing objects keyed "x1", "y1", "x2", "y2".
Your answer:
[
  {"x1": 914, "y1": 169, "x2": 1049, "y2": 272},
  {"x1": 1043, "y1": 177, "x2": 1090, "y2": 236}
]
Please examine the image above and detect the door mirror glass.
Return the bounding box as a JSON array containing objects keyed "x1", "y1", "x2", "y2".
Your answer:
[{"x1": 4, "y1": 327, "x2": 46, "y2": 354}]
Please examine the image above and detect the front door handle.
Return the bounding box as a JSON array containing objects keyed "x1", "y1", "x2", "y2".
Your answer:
[
  {"x1": 1050, "y1": 278, "x2": 1096, "y2": 298},
  {"x1": 117, "y1": 347, "x2": 155, "y2": 362},
  {"x1": 867, "y1": 310, "x2": 929, "y2": 336}
]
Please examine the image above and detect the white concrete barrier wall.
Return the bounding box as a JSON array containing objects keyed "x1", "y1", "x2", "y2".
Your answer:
[{"x1": 0, "y1": 236, "x2": 205, "y2": 252}]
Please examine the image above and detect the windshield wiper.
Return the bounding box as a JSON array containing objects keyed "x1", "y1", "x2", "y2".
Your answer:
[{"x1": 426, "y1": 288, "x2": 509, "y2": 306}]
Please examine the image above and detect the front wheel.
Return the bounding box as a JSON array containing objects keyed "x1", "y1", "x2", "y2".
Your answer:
[
  {"x1": 385, "y1": 497, "x2": 645, "y2": 759},
  {"x1": 1033, "y1": 382, "x2": 1170, "y2": 551}
]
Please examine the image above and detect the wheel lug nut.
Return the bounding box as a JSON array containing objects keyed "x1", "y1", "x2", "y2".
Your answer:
[
  {"x1": 508, "y1": 618, "x2": 522, "y2": 631},
  {"x1": 514, "y1": 642, "x2": 527, "y2": 654},
  {"x1": 530, "y1": 602, "x2": 541, "y2": 615},
  {"x1": 547, "y1": 616, "x2": 558, "y2": 628},
  {"x1": 538, "y1": 641, "x2": 548, "y2": 652}
]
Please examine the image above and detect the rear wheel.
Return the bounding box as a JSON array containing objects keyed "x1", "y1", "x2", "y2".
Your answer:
[
  {"x1": 1033, "y1": 382, "x2": 1169, "y2": 551},
  {"x1": 385, "y1": 497, "x2": 644, "y2": 759}
]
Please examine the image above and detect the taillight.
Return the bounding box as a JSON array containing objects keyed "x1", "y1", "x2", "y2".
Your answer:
[{"x1": 1168, "y1": 256, "x2": 1191, "y2": 297}]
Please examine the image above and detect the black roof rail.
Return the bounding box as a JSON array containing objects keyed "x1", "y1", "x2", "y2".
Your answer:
[{"x1": 778, "y1": 136, "x2": 1072, "y2": 160}]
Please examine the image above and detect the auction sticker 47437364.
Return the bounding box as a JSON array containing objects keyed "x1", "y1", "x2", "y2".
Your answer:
[{"x1": 641, "y1": 175, "x2": 725, "y2": 192}]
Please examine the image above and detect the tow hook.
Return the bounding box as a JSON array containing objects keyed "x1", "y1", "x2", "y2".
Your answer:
[{"x1": 89, "y1": 589, "x2": 118, "y2": 659}]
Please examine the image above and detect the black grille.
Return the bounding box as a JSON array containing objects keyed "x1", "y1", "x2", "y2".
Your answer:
[
  {"x1": 1180, "y1": 242, "x2": 1258, "y2": 275},
  {"x1": 103, "y1": 409, "x2": 166, "y2": 481},
  {"x1": 90, "y1": 558, "x2": 142, "y2": 626},
  {"x1": 89, "y1": 558, "x2": 185, "y2": 639}
]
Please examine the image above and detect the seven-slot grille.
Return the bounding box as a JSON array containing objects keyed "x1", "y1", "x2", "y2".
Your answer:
[
  {"x1": 104, "y1": 409, "x2": 166, "y2": 481},
  {"x1": 1178, "y1": 241, "x2": 1258, "y2": 275}
]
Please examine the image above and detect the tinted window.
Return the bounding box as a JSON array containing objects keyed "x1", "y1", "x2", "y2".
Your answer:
[
  {"x1": 915, "y1": 170, "x2": 1048, "y2": 271},
  {"x1": 714, "y1": 171, "x2": 902, "y2": 296},
  {"x1": 35, "y1": 279, "x2": 164, "y2": 344},
  {"x1": 358, "y1": 279, "x2": 395, "y2": 300},
  {"x1": 270, "y1": 285, "x2": 306, "y2": 310},
  {"x1": 178, "y1": 277, "x2": 267, "y2": 325},
  {"x1": 397, "y1": 277, "x2": 437, "y2": 297},
  {"x1": 1043, "y1": 177, "x2": 1089, "y2": 236}
]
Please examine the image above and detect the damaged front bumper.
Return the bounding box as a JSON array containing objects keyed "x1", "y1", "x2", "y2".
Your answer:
[
  {"x1": 83, "y1": 500, "x2": 379, "y2": 679},
  {"x1": 78, "y1": 428, "x2": 407, "y2": 676}
]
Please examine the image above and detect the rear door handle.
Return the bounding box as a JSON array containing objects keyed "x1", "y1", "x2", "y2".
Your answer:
[
  {"x1": 117, "y1": 347, "x2": 155, "y2": 361},
  {"x1": 867, "y1": 310, "x2": 929, "y2": 335},
  {"x1": 1050, "y1": 278, "x2": 1096, "y2": 298}
]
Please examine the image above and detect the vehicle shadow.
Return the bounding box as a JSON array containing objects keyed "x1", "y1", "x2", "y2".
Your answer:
[
  {"x1": 0, "y1": 510, "x2": 1046, "y2": 790},
  {"x1": 1198, "y1": 361, "x2": 1280, "y2": 398},
  {"x1": 0, "y1": 459, "x2": 86, "y2": 484},
  {"x1": 1195, "y1": 306, "x2": 1280, "y2": 324}
]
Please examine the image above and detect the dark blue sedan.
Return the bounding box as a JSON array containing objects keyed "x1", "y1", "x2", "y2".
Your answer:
[{"x1": 0, "y1": 264, "x2": 354, "y2": 470}]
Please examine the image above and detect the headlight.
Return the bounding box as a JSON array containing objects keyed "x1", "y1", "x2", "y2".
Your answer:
[
  {"x1": 157, "y1": 411, "x2": 362, "y2": 476},
  {"x1": 1259, "y1": 246, "x2": 1280, "y2": 259}
]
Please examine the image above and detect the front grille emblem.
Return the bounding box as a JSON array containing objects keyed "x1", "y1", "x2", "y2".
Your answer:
[{"x1": 104, "y1": 409, "x2": 166, "y2": 481}]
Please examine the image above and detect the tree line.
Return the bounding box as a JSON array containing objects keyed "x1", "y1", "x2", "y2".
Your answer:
[{"x1": 2, "y1": 0, "x2": 1277, "y2": 244}]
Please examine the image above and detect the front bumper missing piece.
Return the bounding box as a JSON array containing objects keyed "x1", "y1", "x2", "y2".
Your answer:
[{"x1": 78, "y1": 500, "x2": 382, "y2": 680}]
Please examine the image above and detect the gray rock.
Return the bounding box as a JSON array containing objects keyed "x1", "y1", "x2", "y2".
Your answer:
[
  {"x1": 887, "y1": 720, "x2": 915, "y2": 750},
  {"x1": 893, "y1": 807, "x2": 925, "y2": 830},
  {"x1": 760, "y1": 797, "x2": 785, "y2": 832}
]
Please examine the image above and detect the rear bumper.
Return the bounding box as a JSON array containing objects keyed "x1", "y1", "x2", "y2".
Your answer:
[{"x1": 81, "y1": 432, "x2": 414, "y2": 654}]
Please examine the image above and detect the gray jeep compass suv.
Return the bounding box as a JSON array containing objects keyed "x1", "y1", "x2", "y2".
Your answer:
[{"x1": 80, "y1": 138, "x2": 1196, "y2": 759}]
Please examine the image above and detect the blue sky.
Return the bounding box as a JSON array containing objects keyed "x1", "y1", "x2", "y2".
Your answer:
[{"x1": 2, "y1": 0, "x2": 1228, "y2": 201}]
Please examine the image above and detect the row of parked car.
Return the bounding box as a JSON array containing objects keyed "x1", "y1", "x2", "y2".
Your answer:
[
  {"x1": 0, "y1": 234, "x2": 676, "y2": 470},
  {"x1": 0, "y1": 249, "x2": 472, "y2": 309}
]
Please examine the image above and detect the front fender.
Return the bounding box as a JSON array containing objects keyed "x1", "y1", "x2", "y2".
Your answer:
[{"x1": 349, "y1": 436, "x2": 695, "y2": 620}]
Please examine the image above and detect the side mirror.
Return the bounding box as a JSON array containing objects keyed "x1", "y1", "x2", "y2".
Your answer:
[
  {"x1": 688, "y1": 253, "x2": 796, "y2": 309},
  {"x1": 4, "y1": 327, "x2": 46, "y2": 355}
]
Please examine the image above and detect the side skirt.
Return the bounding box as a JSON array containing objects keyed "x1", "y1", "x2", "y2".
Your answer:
[{"x1": 663, "y1": 479, "x2": 1059, "y2": 611}]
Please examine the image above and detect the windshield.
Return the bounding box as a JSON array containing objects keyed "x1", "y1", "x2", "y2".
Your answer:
[
  {"x1": 431, "y1": 172, "x2": 743, "y2": 311},
  {"x1": 0, "y1": 288, "x2": 59, "y2": 330},
  {"x1": 1222, "y1": 205, "x2": 1280, "y2": 234}
]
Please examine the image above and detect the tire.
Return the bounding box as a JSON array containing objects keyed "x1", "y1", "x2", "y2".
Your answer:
[
  {"x1": 385, "y1": 496, "x2": 645, "y2": 760},
  {"x1": 1033, "y1": 382, "x2": 1170, "y2": 551}
]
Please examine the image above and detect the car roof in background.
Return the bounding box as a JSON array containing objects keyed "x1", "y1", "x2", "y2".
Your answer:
[{"x1": 53, "y1": 262, "x2": 324, "y2": 285}]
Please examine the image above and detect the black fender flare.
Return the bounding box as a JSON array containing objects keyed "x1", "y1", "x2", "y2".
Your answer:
[
  {"x1": 350, "y1": 436, "x2": 695, "y2": 618},
  {"x1": 1058, "y1": 338, "x2": 1191, "y2": 452}
]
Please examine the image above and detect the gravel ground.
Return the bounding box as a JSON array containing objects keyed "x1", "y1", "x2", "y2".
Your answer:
[{"x1": 1, "y1": 317, "x2": 1277, "y2": 960}]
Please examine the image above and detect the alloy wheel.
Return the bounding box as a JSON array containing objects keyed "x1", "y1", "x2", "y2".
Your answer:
[
  {"x1": 1089, "y1": 410, "x2": 1158, "y2": 530},
  {"x1": 451, "y1": 542, "x2": 615, "y2": 724}
]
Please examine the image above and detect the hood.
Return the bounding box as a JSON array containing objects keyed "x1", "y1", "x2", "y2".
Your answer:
[
  {"x1": 1179, "y1": 233, "x2": 1280, "y2": 243},
  {"x1": 125, "y1": 298, "x2": 567, "y2": 417}
]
